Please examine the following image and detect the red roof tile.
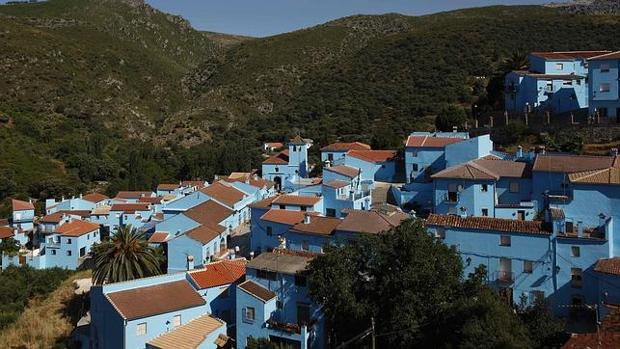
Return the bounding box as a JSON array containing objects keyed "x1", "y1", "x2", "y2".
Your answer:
[
  {"x1": 82, "y1": 193, "x2": 108, "y2": 203},
  {"x1": 12, "y1": 199, "x2": 34, "y2": 211},
  {"x1": 110, "y1": 203, "x2": 151, "y2": 213},
  {"x1": 405, "y1": 136, "x2": 464, "y2": 148},
  {"x1": 148, "y1": 232, "x2": 170, "y2": 243},
  {"x1": 261, "y1": 210, "x2": 306, "y2": 226},
  {"x1": 321, "y1": 142, "x2": 371, "y2": 152},
  {"x1": 40, "y1": 212, "x2": 66, "y2": 224},
  {"x1": 533, "y1": 154, "x2": 615, "y2": 173},
  {"x1": 0, "y1": 227, "x2": 14, "y2": 239},
  {"x1": 531, "y1": 50, "x2": 611, "y2": 60},
  {"x1": 347, "y1": 150, "x2": 397, "y2": 163},
  {"x1": 181, "y1": 180, "x2": 207, "y2": 188},
  {"x1": 324, "y1": 165, "x2": 360, "y2": 179},
  {"x1": 562, "y1": 309, "x2": 620, "y2": 348},
  {"x1": 138, "y1": 196, "x2": 164, "y2": 204},
  {"x1": 56, "y1": 220, "x2": 100, "y2": 237},
  {"x1": 106, "y1": 280, "x2": 205, "y2": 320},
  {"x1": 199, "y1": 182, "x2": 245, "y2": 207},
  {"x1": 185, "y1": 225, "x2": 225, "y2": 244},
  {"x1": 264, "y1": 142, "x2": 284, "y2": 149},
  {"x1": 272, "y1": 195, "x2": 320, "y2": 207},
  {"x1": 291, "y1": 216, "x2": 342, "y2": 236},
  {"x1": 426, "y1": 214, "x2": 550, "y2": 236},
  {"x1": 432, "y1": 159, "x2": 529, "y2": 180},
  {"x1": 263, "y1": 150, "x2": 289, "y2": 165},
  {"x1": 157, "y1": 183, "x2": 180, "y2": 191},
  {"x1": 323, "y1": 180, "x2": 350, "y2": 189},
  {"x1": 589, "y1": 50, "x2": 620, "y2": 61},
  {"x1": 184, "y1": 200, "x2": 233, "y2": 228},
  {"x1": 249, "y1": 196, "x2": 279, "y2": 209},
  {"x1": 115, "y1": 191, "x2": 153, "y2": 200},
  {"x1": 338, "y1": 209, "x2": 410, "y2": 234},
  {"x1": 237, "y1": 280, "x2": 276, "y2": 302},
  {"x1": 595, "y1": 257, "x2": 620, "y2": 276},
  {"x1": 188, "y1": 259, "x2": 247, "y2": 289}
]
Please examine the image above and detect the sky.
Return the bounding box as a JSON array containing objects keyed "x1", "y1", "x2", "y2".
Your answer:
[{"x1": 145, "y1": 0, "x2": 552, "y2": 37}]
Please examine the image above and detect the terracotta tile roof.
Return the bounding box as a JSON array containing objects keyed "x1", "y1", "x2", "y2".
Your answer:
[
  {"x1": 247, "y1": 249, "x2": 316, "y2": 274},
  {"x1": 272, "y1": 195, "x2": 320, "y2": 207},
  {"x1": 110, "y1": 203, "x2": 150, "y2": 213},
  {"x1": 321, "y1": 142, "x2": 371, "y2": 152},
  {"x1": 199, "y1": 182, "x2": 245, "y2": 207},
  {"x1": 148, "y1": 232, "x2": 170, "y2": 243},
  {"x1": 0, "y1": 218, "x2": 9, "y2": 226},
  {"x1": 426, "y1": 214, "x2": 550, "y2": 236},
  {"x1": 347, "y1": 150, "x2": 397, "y2": 163},
  {"x1": 325, "y1": 165, "x2": 360, "y2": 179},
  {"x1": 12, "y1": 199, "x2": 34, "y2": 211},
  {"x1": 157, "y1": 183, "x2": 180, "y2": 191},
  {"x1": 138, "y1": 196, "x2": 164, "y2": 204},
  {"x1": 531, "y1": 50, "x2": 611, "y2": 60},
  {"x1": 40, "y1": 212, "x2": 66, "y2": 223},
  {"x1": 405, "y1": 135, "x2": 464, "y2": 148},
  {"x1": 56, "y1": 220, "x2": 100, "y2": 237},
  {"x1": 595, "y1": 257, "x2": 620, "y2": 276},
  {"x1": 0, "y1": 226, "x2": 15, "y2": 239},
  {"x1": 264, "y1": 142, "x2": 284, "y2": 149},
  {"x1": 562, "y1": 309, "x2": 620, "y2": 348},
  {"x1": 106, "y1": 280, "x2": 205, "y2": 320},
  {"x1": 115, "y1": 191, "x2": 153, "y2": 200},
  {"x1": 338, "y1": 209, "x2": 410, "y2": 234},
  {"x1": 432, "y1": 159, "x2": 529, "y2": 180},
  {"x1": 289, "y1": 135, "x2": 307, "y2": 144},
  {"x1": 188, "y1": 259, "x2": 247, "y2": 289},
  {"x1": 249, "y1": 196, "x2": 279, "y2": 209},
  {"x1": 91, "y1": 205, "x2": 111, "y2": 216},
  {"x1": 181, "y1": 180, "x2": 207, "y2": 188},
  {"x1": 184, "y1": 200, "x2": 233, "y2": 228},
  {"x1": 82, "y1": 193, "x2": 108, "y2": 203},
  {"x1": 291, "y1": 216, "x2": 342, "y2": 236},
  {"x1": 569, "y1": 167, "x2": 620, "y2": 185},
  {"x1": 549, "y1": 208, "x2": 565, "y2": 220},
  {"x1": 147, "y1": 314, "x2": 226, "y2": 349},
  {"x1": 263, "y1": 150, "x2": 289, "y2": 165},
  {"x1": 186, "y1": 225, "x2": 225, "y2": 244},
  {"x1": 589, "y1": 50, "x2": 620, "y2": 61},
  {"x1": 249, "y1": 177, "x2": 274, "y2": 189},
  {"x1": 513, "y1": 71, "x2": 585, "y2": 80},
  {"x1": 238, "y1": 280, "x2": 276, "y2": 302},
  {"x1": 323, "y1": 180, "x2": 350, "y2": 189},
  {"x1": 533, "y1": 154, "x2": 615, "y2": 173},
  {"x1": 260, "y1": 209, "x2": 306, "y2": 226}
]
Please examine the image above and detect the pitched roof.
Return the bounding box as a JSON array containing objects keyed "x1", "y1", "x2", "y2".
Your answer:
[
  {"x1": 185, "y1": 225, "x2": 224, "y2": 244},
  {"x1": 272, "y1": 195, "x2": 320, "y2": 207},
  {"x1": 199, "y1": 182, "x2": 245, "y2": 207},
  {"x1": 321, "y1": 142, "x2": 371, "y2": 152},
  {"x1": 148, "y1": 232, "x2": 170, "y2": 243},
  {"x1": 337, "y1": 209, "x2": 410, "y2": 234},
  {"x1": 106, "y1": 280, "x2": 205, "y2": 320},
  {"x1": 595, "y1": 258, "x2": 620, "y2": 276},
  {"x1": 562, "y1": 309, "x2": 620, "y2": 348},
  {"x1": 82, "y1": 193, "x2": 108, "y2": 203},
  {"x1": 431, "y1": 159, "x2": 529, "y2": 180},
  {"x1": 249, "y1": 177, "x2": 274, "y2": 189},
  {"x1": 249, "y1": 196, "x2": 279, "y2": 209},
  {"x1": 405, "y1": 135, "x2": 464, "y2": 148},
  {"x1": 589, "y1": 50, "x2": 620, "y2": 61},
  {"x1": 115, "y1": 191, "x2": 153, "y2": 200},
  {"x1": 238, "y1": 280, "x2": 277, "y2": 302},
  {"x1": 188, "y1": 259, "x2": 247, "y2": 289},
  {"x1": 533, "y1": 154, "x2": 615, "y2": 173},
  {"x1": 40, "y1": 211, "x2": 66, "y2": 223},
  {"x1": 260, "y1": 209, "x2": 306, "y2": 226},
  {"x1": 289, "y1": 135, "x2": 307, "y2": 144},
  {"x1": 513, "y1": 71, "x2": 586, "y2": 80},
  {"x1": 426, "y1": 214, "x2": 550, "y2": 236},
  {"x1": 138, "y1": 196, "x2": 164, "y2": 204},
  {"x1": 323, "y1": 180, "x2": 350, "y2": 189},
  {"x1": 0, "y1": 227, "x2": 14, "y2": 239},
  {"x1": 291, "y1": 216, "x2": 342, "y2": 236},
  {"x1": 263, "y1": 150, "x2": 289, "y2": 165},
  {"x1": 531, "y1": 50, "x2": 611, "y2": 60},
  {"x1": 324, "y1": 165, "x2": 360, "y2": 179},
  {"x1": 568, "y1": 167, "x2": 620, "y2": 185},
  {"x1": 246, "y1": 249, "x2": 316, "y2": 275},
  {"x1": 56, "y1": 220, "x2": 100, "y2": 237},
  {"x1": 157, "y1": 183, "x2": 180, "y2": 191},
  {"x1": 264, "y1": 142, "x2": 284, "y2": 148},
  {"x1": 184, "y1": 200, "x2": 233, "y2": 227},
  {"x1": 110, "y1": 203, "x2": 150, "y2": 213},
  {"x1": 12, "y1": 199, "x2": 34, "y2": 211},
  {"x1": 347, "y1": 150, "x2": 397, "y2": 163},
  {"x1": 147, "y1": 314, "x2": 225, "y2": 349},
  {"x1": 181, "y1": 180, "x2": 207, "y2": 188}
]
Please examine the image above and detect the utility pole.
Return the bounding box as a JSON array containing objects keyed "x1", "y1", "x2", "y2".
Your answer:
[{"x1": 371, "y1": 317, "x2": 376, "y2": 349}]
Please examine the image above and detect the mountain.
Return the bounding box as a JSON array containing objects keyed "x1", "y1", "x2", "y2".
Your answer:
[
  {"x1": 2, "y1": 0, "x2": 620, "y2": 210},
  {"x1": 548, "y1": 0, "x2": 620, "y2": 15}
]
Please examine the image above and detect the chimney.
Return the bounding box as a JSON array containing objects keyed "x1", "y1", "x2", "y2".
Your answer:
[
  {"x1": 452, "y1": 126, "x2": 458, "y2": 133},
  {"x1": 324, "y1": 160, "x2": 331, "y2": 168},
  {"x1": 611, "y1": 148, "x2": 619, "y2": 157},
  {"x1": 304, "y1": 214, "x2": 311, "y2": 224},
  {"x1": 516, "y1": 145, "x2": 523, "y2": 159},
  {"x1": 79, "y1": 193, "x2": 83, "y2": 199},
  {"x1": 187, "y1": 255, "x2": 195, "y2": 270}
]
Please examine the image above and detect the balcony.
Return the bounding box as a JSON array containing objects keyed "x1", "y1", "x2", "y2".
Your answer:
[
  {"x1": 337, "y1": 190, "x2": 371, "y2": 202},
  {"x1": 495, "y1": 270, "x2": 514, "y2": 284},
  {"x1": 444, "y1": 192, "x2": 459, "y2": 204},
  {"x1": 266, "y1": 317, "x2": 316, "y2": 335}
]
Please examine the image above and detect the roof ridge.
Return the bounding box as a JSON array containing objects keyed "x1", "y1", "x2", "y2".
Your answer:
[{"x1": 468, "y1": 161, "x2": 499, "y2": 179}]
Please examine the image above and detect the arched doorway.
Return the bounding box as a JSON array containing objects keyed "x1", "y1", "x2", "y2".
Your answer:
[{"x1": 274, "y1": 176, "x2": 282, "y2": 192}]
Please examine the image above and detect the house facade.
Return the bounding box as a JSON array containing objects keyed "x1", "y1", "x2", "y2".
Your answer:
[{"x1": 588, "y1": 51, "x2": 620, "y2": 121}]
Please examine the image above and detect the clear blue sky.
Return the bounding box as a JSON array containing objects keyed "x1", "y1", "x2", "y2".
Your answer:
[{"x1": 146, "y1": 0, "x2": 552, "y2": 37}]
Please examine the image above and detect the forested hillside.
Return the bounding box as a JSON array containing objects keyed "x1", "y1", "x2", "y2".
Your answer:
[{"x1": 2, "y1": 0, "x2": 620, "y2": 214}]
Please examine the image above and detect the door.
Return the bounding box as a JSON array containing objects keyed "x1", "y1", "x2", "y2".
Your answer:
[
  {"x1": 499, "y1": 257, "x2": 512, "y2": 283},
  {"x1": 517, "y1": 210, "x2": 525, "y2": 221}
]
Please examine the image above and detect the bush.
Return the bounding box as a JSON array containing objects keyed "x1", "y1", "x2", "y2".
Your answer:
[{"x1": 435, "y1": 104, "x2": 468, "y2": 131}]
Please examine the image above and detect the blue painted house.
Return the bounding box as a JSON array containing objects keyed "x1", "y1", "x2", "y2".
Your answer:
[
  {"x1": 505, "y1": 51, "x2": 611, "y2": 114},
  {"x1": 41, "y1": 219, "x2": 101, "y2": 270},
  {"x1": 236, "y1": 249, "x2": 325, "y2": 349},
  {"x1": 343, "y1": 149, "x2": 398, "y2": 183},
  {"x1": 588, "y1": 51, "x2": 620, "y2": 121},
  {"x1": 109, "y1": 203, "x2": 153, "y2": 232},
  {"x1": 320, "y1": 142, "x2": 371, "y2": 166},
  {"x1": 262, "y1": 136, "x2": 313, "y2": 191},
  {"x1": 11, "y1": 199, "x2": 35, "y2": 232}
]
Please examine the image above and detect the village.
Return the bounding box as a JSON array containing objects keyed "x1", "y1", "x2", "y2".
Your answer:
[{"x1": 1, "y1": 49, "x2": 620, "y2": 348}]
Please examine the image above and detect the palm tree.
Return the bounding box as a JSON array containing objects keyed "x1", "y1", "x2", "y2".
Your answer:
[
  {"x1": 91, "y1": 225, "x2": 162, "y2": 285},
  {"x1": 501, "y1": 51, "x2": 529, "y2": 73}
]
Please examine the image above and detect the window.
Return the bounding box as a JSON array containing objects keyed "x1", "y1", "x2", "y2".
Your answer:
[
  {"x1": 87, "y1": 234, "x2": 89, "y2": 240},
  {"x1": 546, "y1": 81, "x2": 553, "y2": 92},
  {"x1": 279, "y1": 204, "x2": 285, "y2": 210},
  {"x1": 523, "y1": 260, "x2": 533, "y2": 274},
  {"x1": 275, "y1": 167, "x2": 279, "y2": 173},
  {"x1": 500, "y1": 235, "x2": 511, "y2": 246},
  {"x1": 571, "y1": 268, "x2": 583, "y2": 288},
  {"x1": 302, "y1": 240, "x2": 310, "y2": 251},
  {"x1": 531, "y1": 290, "x2": 545, "y2": 303},
  {"x1": 576, "y1": 79, "x2": 582, "y2": 86},
  {"x1": 136, "y1": 323, "x2": 147, "y2": 336},
  {"x1": 563, "y1": 80, "x2": 573, "y2": 86},
  {"x1": 328, "y1": 154, "x2": 334, "y2": 161},
  {"x1": 412, "y1": 163, "x2": 418, "y2": 172},
  {"x1": 571, "y1": 246, "x2": 580, "y2": 257},
  {"x1": 481, "y1": 208, "x2": 489, "y2": 217},
  {"x1": 51, "y1": 249, "x2": 56, "y2": 255},
  {"x1": 66, "y1": 250, "x2": 72, "y2": 256},
  {"x1": 300, "y1": 206, "x2": 307, "y2": 212},
  {"x1": 244, "y1": 307, "x2": 255, "y2": 322},
  {"x1": 297, "y1": 303, "x2": 311, "y2": 325},
  {"x1": 601, "y1": 64, "x2": 610, "y2": 73},
  {"x1": 66, "y1": 238, "x2": 72, "y2": 244},
  {"x1": 295, "y1": 274, "x2": 307, "y2": 287},
  {"x1": 172, "y1": 315, "x2": 181, "y2": 328},
  {"x1": 326, "y1": 208, "x2": 336, "y2": 217},
  {"x1": 600, "y1": 83, "x2": 611, "y2": 93},
  {"x1": 257, "y1": 269, "x2": 277, "y2": 281},
  {"x1": 509, "y1": 182, "x2": 519, "y2": 193},
  {"x1": 555, "y1": 63, "x2": 564, "y2": 70},
  {"x1": 435, "y1": 227, "x2": 445, "y2": 240},
  {"x1": 481, "y1": 184, "x2": 488, "y2": 192},
  {"x1": 276, "y1": 300, "x2": 283, "y2": 309}
]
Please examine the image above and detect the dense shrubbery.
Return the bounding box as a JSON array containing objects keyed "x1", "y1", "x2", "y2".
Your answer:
[{"x1": 0, "y1": 266, "x2": 73, "y2": 329}]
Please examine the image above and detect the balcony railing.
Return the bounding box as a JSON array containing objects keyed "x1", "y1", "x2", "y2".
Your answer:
[
  {"x1": 495, "y1": 270, "x2": 514, "y2": 284},
  {"x1": 337, "y1": 190, "x2": 371, "y2": 201}
]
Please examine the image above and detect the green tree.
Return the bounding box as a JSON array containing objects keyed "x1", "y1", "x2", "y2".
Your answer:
[
  {"x1": 0, "y1": 237, "x2": 21, "y2": 257},
  {"x1": 435, "y1": 104, "x2": 468, "y2": 132},
  {"x1": 91, "y1": 225, "x2": 162, "y2": 284},
  {"x1": 518, "y1": 299, "x2": 567, "y2": 348},
  {"x1": 246, "y1": 337, "x2": 294, "y2": 349}
]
